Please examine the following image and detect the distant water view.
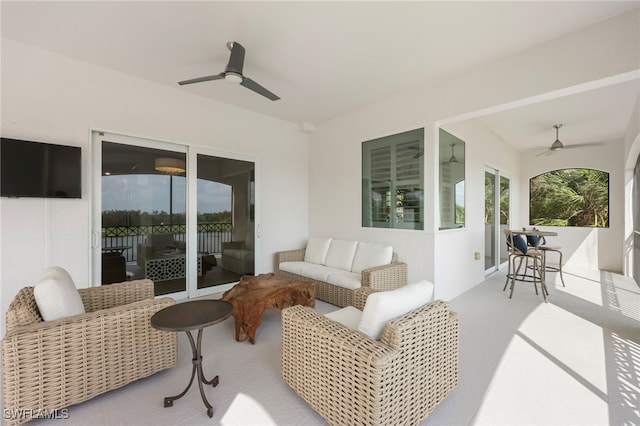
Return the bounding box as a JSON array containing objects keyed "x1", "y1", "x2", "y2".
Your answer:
[{"x1": 102, "y1": 174, "x2": 231, "y2": 215}]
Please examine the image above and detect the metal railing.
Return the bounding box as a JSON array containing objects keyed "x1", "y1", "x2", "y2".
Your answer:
[{"x1": 102, "y1": 223, "x2": 233, "y2": 262}]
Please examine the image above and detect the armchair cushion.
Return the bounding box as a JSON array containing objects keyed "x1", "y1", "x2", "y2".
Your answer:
[
  {"x1": 358, "y1": 280, "x2": 434, "y2": 340},
  {"x1": 33, "y1": 266, "x2": 85, "y2": 321},
  {"x1": 324, "y1": 305, "x2": 362, "y2": 330},
  {"x1": 304, "y1": 237, "x2": 332, "y2": 264}
]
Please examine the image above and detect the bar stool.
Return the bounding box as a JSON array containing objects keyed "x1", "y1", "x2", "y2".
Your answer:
[
  {"x1": 503, "y1": 230, "x2": 548, "y2": 302},
  {"x1": 526, "y1": 235, "x2": 566, "y2": 287},
  {"x1": 538, "y1": 245, "x2": 566, "y2": 287}
]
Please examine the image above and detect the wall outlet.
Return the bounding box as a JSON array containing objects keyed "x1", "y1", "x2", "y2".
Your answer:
[{"x1": 474, "y1": 251, "x2": 481, "y2": 260}]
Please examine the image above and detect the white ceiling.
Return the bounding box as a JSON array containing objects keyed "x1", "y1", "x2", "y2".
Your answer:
[{"x1": 2, "y1": 1, "x2": 639, "y2": 153}]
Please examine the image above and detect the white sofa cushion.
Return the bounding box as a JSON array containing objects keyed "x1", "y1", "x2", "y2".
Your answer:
[
  {"x1": 358, "y1": 280, "x2": 434, "y2": 340},
  {"x1": 279, "y1": 261, "x2": 345, "y2": 282},
  {"x1": 324, "y1": 306, "x2": 362, "y2": 330},
  {"x1": 324, "y1": 239, "x2": 358, "y2": 271},
  {"x1": 304, "y1": 237, "x2": 332, "y2": 265},
  {"x1": 33, "y1": 266, "x2": 86, "y2": 321},
  {"x1": 326, "y1": 271, "x2": 362, "y2": 290},
  {"x1": 351, "y1": 242, "x2": 393, "y2": 273}
]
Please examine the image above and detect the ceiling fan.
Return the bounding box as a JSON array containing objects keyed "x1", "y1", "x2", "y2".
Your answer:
[
  {"x1": 178, "y1": 41, "x2": 280, "y2": 101},
  {"x1": 536, "y1": 124, "x2": 602, "y2": 156},
  {"x1": 448, "y1": 143, "x2": 458, "y2": 163}
]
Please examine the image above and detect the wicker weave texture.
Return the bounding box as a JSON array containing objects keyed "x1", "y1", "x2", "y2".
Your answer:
[
  {"x1": 2, "y1": 279, "x2": 177, "y2": 425},
  {"x1": 281, "y1": 300, "x2": 459, "y2": 426},
  {"x1": 274, "y1": 249, "x2": 407, "y2": 307}
]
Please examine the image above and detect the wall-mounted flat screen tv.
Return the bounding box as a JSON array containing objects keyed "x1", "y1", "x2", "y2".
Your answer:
[{"x1": 1, "y1": 137, "x2": 82, "y2": 198}]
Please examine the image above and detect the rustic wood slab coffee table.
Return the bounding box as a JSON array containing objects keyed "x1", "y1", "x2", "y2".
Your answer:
[{"x1": 222, "y1": 273, "x2": 314, "y2": 344}]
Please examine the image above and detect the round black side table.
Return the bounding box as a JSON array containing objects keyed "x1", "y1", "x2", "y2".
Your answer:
[{"x1": 150, "y1": 299, "x2": 232, "y2": 418}]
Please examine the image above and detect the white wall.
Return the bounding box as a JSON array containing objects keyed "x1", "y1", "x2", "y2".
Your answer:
[
  {"x1": 309, "y1": 9, "x2": 639, "y2": 300},
  {"x1": 0, "y1": 39, "x2": 310, "y2": 334}
]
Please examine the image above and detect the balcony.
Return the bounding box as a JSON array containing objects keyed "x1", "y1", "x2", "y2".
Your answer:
[{"x1": 101, "y1": 222, "x2": 243, "y2": 294}]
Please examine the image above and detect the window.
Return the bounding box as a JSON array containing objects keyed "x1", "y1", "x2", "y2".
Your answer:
[
  {"x1": 362, "y1": 128, "x2": 424, "y2": 230},
  {"x1": 439, "y1": 129, "x2": 465, "y2": 229},
  {"x1": 529, "y1": 168, "x2": 609, "y2": 227}
]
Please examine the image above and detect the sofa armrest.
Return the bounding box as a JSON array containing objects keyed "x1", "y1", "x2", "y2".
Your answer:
[
  {"x1": 79, "y1": 279, "x2": 154, "y2": 312},
  {"x1": 352, "y1": 286, "x2": 382, "y2": 310},
  {"x1": 2, "y1": 297, "x2": 177, "y2": 416},
  {"x1": 361, "y1": 262, "x2": 407, "y2": 291},
  {"x1": 274, "y1": 248, "x2": 306, "y2": 273}
]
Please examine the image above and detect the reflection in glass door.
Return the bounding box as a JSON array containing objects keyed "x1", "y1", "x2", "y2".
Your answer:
[
  {"x1": 485, "y1": 170, "x2": 496, "y2": 271},
  {"x1": 485, "y1": 167, "x2": 510, "y2": 274},
  {"x1": 196, "y1": 154, "x2": 255, "y2": 290},
  {"x1": 94, "y1": 132, "x2": 257, "y2": 298},
  {"x1": 100, "y1": 140, "x2": 188, "y2": 296}
]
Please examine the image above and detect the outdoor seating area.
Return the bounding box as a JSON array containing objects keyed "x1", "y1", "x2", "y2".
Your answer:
[{"x1": 1, "y1": 3, "x2": 638, "y2": 426}]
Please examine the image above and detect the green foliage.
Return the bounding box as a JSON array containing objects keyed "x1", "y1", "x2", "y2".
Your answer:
[
  {"x1": 485, "y1": 175, "x2": 510, "y2": 225},
  {"x1": 530, "y1": 169, "x2": 609, "y2": 227}
]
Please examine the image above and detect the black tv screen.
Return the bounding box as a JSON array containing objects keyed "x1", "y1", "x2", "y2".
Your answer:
[{"x1": 1, "y1": 138, "x2": 82, "y2": 198}]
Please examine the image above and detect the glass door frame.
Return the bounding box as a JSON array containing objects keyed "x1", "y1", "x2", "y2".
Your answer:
[
  {"x1": 91, "y1": 130, "x2": 259, "y2": 299},
  {"x1": 485, "y1": 166, "x2": 510, "y2": 275},
  {"x1": 189, "y1": 146, "x2": 259, "y2": 298}
]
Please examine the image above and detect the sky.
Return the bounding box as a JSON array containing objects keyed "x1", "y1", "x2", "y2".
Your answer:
[{"x1": 101, "y1": 175, "x2": 231, "y2": 214}]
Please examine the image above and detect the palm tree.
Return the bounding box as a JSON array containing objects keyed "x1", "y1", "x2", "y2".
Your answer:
[{"x1": 530, "y1": 169, "x2": 609, "y2": 227}]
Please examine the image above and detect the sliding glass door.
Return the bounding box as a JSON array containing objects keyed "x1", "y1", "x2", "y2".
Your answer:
[
  {"x1": 92, "y1": 131, "x2": 255, "y2": 298},
  {"x1": 485, "y1": 167, "x2": 510, "y2": 274},
  {"x1": 196, "y1": 154, "x2": 255, "y2": 291}
]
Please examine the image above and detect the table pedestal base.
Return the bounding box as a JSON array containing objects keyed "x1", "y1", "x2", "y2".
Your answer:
[{"x1": 163, "y1": 329, "x2": 218, "y2": 418}]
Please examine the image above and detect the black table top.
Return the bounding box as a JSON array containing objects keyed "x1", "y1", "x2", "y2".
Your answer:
[{"x1": 150, "y1": 299, "x2": 233, "y2": 332}]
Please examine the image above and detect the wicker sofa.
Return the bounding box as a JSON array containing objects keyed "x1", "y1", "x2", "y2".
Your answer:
[
  {"x1": 2, "y1": 279, "x2": 177, "y2": 425},
  {"x1": 281, "y1": 285, "x2": 459, "y2": 426},
  {"x1": 274, "y1": 238, "x2": 407, "y2": 307},
  {"x1": 221, "y1": 240, "x2": 254, "y2": 275}
]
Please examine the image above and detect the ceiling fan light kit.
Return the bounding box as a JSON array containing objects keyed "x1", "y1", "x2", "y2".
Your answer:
[
  {"x1": 224, "y1": 72, "x2": 243, "y2": 84},
  {"x1": 178, "y1": 41, "x2": 280, "y2": 101}
]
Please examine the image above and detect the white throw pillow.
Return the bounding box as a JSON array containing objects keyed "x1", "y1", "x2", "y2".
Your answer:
[
  {"x1": 351, "y1": 242, "x2": 393, "y2": 273},
  {"x1": 324, "y1": 239, "x2": 358, "y2": 271},
  {"x1": 358, "y1": 280, "x2": 434, "y2": 340},
  {"x1": 33, "y1": 266, "x2": 85, "y2": 321},
  {"x1": 304, "y1": 237, "x2": 332, "y2": 264}
]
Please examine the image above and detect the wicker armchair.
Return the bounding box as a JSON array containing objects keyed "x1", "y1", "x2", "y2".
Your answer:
[
  {"x1": 2, "y1": 279, "x2": 177, "y2": 425},
  {"x1": 281, "y1": 287, "x2": 459, "y2": 426}
]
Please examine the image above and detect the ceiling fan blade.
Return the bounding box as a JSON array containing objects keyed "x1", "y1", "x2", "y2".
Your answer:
[
  {"x1": 178, "y1": 73, "x2": 224, "y2": 86},
  {"x1": 536, "y1": 149, "x2": 552, "y2": 157},
  {"x1": 241, "y1": 77, "x2": 280, "y2": 101},
  {"x1": 563, "y1": 142, "x2": 605, "y2": 149},
  {"x1": 226, "y1": 42, "x2": 245, "y2": 75}
]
